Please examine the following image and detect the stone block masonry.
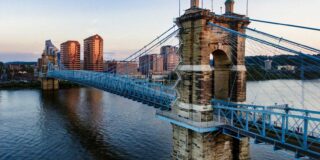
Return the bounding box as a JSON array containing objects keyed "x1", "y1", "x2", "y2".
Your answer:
[
  {"x1": 41, "y1": 78, "x2": 59, "y2": 90},
  {"x1": 171, "y1": 0, "x2": 250, "y2": 159}
]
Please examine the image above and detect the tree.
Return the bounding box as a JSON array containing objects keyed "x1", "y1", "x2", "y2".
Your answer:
[{"x1": 0, "y1": 62, "x2": 4, "y2": 75}]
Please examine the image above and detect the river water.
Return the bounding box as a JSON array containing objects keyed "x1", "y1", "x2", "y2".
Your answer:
[{"x1": 1, "y1": 80, "x2": 318, "y2": 160}]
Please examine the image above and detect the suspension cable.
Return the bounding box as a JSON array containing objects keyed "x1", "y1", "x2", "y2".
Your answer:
[
  {"x1": 208, "y1": 22, "x2": 320, "y2": 63},
  {"x1": 124, "y1": 25, "x2": 177, "y2": 61},
  {"x1": 215, "y1": 14, "x2": 320, "y2": 32},
  {"x1": 245, "y1": 27, "x2": 320, "y2": 54}
]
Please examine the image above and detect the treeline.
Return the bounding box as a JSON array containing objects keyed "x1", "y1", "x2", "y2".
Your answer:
[
  {"x1": 246, "y1": 54, "x2": 320, "y2": 81},
  {"x1": 246, "y1": 54, "x2": 320, "y2": 68},
  {"x1": 0, "y1": 80, "x2": 82, "y2": 89}
]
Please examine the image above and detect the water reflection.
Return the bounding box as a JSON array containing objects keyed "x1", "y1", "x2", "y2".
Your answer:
[
  {"x1": 40, "y1": 89, "x2": 127, "y2": 160},
  {"x1": 1, "y1": 83, "x2": 312, "y2": 160}
]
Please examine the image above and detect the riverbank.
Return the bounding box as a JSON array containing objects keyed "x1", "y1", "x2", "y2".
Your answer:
[{"x1": 0, "y1": 80, "x2": 82, "y2": 89}]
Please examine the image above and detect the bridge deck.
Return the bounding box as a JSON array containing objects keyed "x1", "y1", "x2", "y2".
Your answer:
[
  {"x1": 157, "y1": 100, "x2": 320, "y2": 159},
  {"x1": 47, "y1": 70, "x2": 176, "y2": 109},
  {"x1": 213, "y1": 101, "x2": 320, "y2": 159}
]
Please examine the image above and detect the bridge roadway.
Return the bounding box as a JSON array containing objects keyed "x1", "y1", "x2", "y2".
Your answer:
[
  {"x1": 157, "y1": 101, "x2": 320, "y2": 159},
  {"x1": 46, "y1": 70, "x2": 176, "y2": 109},
  {"x1": 214, "y1": 101, "x2": 320, "y2": 159}
]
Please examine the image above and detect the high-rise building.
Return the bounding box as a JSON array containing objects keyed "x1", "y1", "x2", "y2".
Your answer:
[
  {"x1": 60, "y1": 41, "x2": 80, "y2": 70},
  {"x1": 105, "y1": 61, "x2": 139, "y2": 75},
  {"x1": 160, "y1": 45, "x2": 178, "y2": 56},
  {"x1": 84, "y1": 34, "x2": 104, "y2": 72},
  {"x1": 38, "y1": 40, "x2": 59, "y2": 73},
  {"x1": 160, "y1": 45, "x2": 179, "y2": 72},
  {"x1": 38, "y1": 40, "x2": 60, "y2": 90},
  {"x1": 139, "y1": 54, "x2": 164, "y2": 75}
]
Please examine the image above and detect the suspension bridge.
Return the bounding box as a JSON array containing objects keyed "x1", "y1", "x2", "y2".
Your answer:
[{"x1": 37, "y1": 0, "x2": 320, "y2": 159}]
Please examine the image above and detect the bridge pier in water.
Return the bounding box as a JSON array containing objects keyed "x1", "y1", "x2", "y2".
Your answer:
[
  {"x1": 171, "y1": 0, "x2": 250, "y2": 159},
  {"x1": 41, "y1": 78, "x2": 59, "y2": 90}
]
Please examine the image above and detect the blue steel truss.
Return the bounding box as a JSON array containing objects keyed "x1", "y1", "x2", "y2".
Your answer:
[
  {"x1": 47, "y1": 70, "x2": 176, "y2": 109},
  {"x1": 212, "y1": 100, "x2": 320, "y2": 159}
]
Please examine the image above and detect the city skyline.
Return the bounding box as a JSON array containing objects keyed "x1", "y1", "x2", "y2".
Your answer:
[
  {"x1": 0, "y1": 0, "x2": 319, "y2": 62},
  {"x1": 1, "y1": 1, "x2": 320, "y2": 159}
]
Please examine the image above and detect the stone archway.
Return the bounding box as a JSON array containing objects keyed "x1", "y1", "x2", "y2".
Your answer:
[{"x1": 211, "y1": 49, "x2": 232, "y2": 101}]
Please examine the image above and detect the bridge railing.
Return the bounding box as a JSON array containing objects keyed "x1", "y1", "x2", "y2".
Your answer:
[{"x1": 212, "y1": 100, "x2": 320, "y2": 158}]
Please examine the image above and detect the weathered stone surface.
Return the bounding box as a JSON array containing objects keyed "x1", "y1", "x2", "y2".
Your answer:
[
  {"x1": 171, "y1": 2, "x2": 250, "y2": 159},
  {"x1": 173, "y1": 125, "x2": 251, "y2": 160},
  {"x1": 41, "y1": 78, "x2": 59, "y2": 90}
]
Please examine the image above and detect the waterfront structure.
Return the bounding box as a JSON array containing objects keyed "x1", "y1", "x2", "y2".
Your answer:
[
  {"x1": 160, "y1": 45, "x2": 179, "y2": 72},
  {"x1": 84, "y1": 34, "x2": 104, "y2": 72},
  {"x1": 105, "y1": 60, "x2": 139, "y2": 75},
  {"x1": 278, "y1": 65, "x2": 296, "y2": 71},
  {"x1": 264, "y1": 59, "x2": 273, "y2": 70},
  {"x1": 139, "y1": 54, "x2": 164, "y2": 75},
  {"x1": 0, "y1": 62, "x2": 37, "y2": 81},
  {"x1": 60, "y1": 41, "x2": 81, "y2": 70}
]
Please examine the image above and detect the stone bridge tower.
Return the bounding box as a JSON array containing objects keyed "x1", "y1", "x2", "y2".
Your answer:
[{"x1": 172, "y1": 0, "x2": 250, "y2": 159}]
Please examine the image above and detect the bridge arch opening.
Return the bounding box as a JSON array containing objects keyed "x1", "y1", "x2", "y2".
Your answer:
[{"x1": 211, "y1": 49, "x2": 232, "y2": 100}]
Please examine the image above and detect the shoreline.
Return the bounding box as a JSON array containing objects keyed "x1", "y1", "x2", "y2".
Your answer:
[
  {"x1": 1, "y1": 78, "x2": 318, "y2": 90},
  {"x1": 0, "y1": 81, "x2": 82, "y2": 90}
]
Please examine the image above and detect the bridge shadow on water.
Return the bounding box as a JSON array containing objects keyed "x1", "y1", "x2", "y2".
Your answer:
[{"x1": 39, "y1": 89, "x2": 129, "y2": 160}]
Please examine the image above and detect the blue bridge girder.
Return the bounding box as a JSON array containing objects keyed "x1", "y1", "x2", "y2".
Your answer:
[
  {"x1": 47, "y1": 70, "x2": 176, "y2": 109},
  {"x1": 212, "y1": 100, "x2": 320, "y2": 159}
]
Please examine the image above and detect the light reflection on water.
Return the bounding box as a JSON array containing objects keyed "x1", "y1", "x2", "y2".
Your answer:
[{"x1": 1, "y1": 79, "x2": 318, "y2": 160}]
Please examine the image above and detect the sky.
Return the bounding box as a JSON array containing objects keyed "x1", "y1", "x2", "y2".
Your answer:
[{"x1": 0, "y1": 0, "x2": 319, "y2": 62}]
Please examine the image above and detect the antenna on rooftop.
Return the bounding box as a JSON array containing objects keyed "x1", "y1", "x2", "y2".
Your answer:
[
  {"x1": 211, "y1": 0, "x2": 213, "y2": 11},
  {"x1": 179, "y1": 0, "x2": 181, "y2": 16},
  {"x1": 246, "y1": 0, "x2": 249, "y2": 16}
]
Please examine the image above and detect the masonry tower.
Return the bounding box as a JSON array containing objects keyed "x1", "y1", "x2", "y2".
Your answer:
[{"x1": 171, "y1": 0, "x2": 250, "y2": 159}]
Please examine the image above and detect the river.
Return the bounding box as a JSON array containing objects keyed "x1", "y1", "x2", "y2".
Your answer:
[{"x1": 1, "y1": 80, "x2": 318, "y2": 160}]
